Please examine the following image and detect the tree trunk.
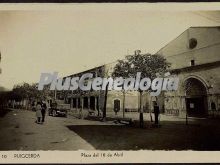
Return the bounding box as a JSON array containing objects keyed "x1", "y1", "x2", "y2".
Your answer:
[
  {"x1": 186, "y1": 113, "x2": 188, "y2": 125},
  {"x1": 149, "y1": 95, "x2": 153, "y2": 122},
  {"x1": 139, "y1": 91, "x2": 144, "y2": 128},
  {"x1": 54, "y1": 89, "x2": 57, "y2": 100},
  {"x1": 122, "y1": 90, "x2": 125, "y2": 118},
  {"x1": 102, "y1": 83, "x2": 109, "y2": 121}
]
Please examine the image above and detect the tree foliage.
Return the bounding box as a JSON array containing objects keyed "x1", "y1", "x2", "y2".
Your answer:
[
  {"x1": 9, "y1": 82, "x2": 53, "y2": 101},
  {"x1": 111, "y1": 52, "x2": 170, "y2": 126},
  {"x1": 112, "y1": 53, "x2": 170, "y2": 84}
]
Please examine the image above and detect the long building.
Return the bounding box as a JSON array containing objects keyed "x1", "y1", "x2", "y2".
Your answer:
[
  {"x1": 60, "y1": 62, "x2": 139, "y2": 117},
  {"x1": 61, "y1": 26, "x2": 220, "y2": 118}
]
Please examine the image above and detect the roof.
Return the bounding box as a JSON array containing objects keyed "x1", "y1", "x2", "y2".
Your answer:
[
  {"x1": 64, "y1": 60, "x2": 118, "y2": 78},
  {"x1": 156, "y1": 26, "x2": 220, "y2": 54}
]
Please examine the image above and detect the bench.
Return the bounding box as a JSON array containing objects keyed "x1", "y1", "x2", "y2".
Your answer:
[{"x1": 115, "y1": 117, "x2": 133, "y2": 125}]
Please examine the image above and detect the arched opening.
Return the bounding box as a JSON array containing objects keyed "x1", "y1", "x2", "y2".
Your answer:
[
  {"x1": 78, "y1": 98, "x2": 82, "y2": 108},
  {"x1": 72, "y1": 98, "x2": 77, "y2": 108},
  {"x1": 90, "y1": 96, "x2": 95, "y2": 110},
  {"x1": 184, "y1": 77, "x2": 208, "y2": 117},
  {"x1": 83, "y1": 97, "x2": 88, "y2": 109}
]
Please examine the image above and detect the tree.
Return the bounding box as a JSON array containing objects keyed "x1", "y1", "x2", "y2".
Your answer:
[
  {"x1": 10, "y1": 82, "x2": 53, "y2": 105},
  {"x1": 101, "y1": 66, "x2": 109, "y2": 121},
  {"x1": 0, "y1": 91, "x2": 11, "y2": 108},
  {"x1": 112, "y1": 52, "x2": 170, "y2": 128}
]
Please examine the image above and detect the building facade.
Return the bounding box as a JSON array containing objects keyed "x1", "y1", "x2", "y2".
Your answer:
[
  {"x1": 157, "y1": 26, "x2": 220, "y2": 117},
  {"x1": 61, "y1": 26, "x2": 220, "y2": 118},
  {"x1": 61, "y1": 62, "x2": 139, "y2": 117}
]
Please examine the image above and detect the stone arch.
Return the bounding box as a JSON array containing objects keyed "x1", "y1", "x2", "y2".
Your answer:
[
  {"x1": 183, "y1": 76, "x2": 208, "y2": 117},
  {"x1": 182, "y1": 75, "x2": 209, "y2": 93}
]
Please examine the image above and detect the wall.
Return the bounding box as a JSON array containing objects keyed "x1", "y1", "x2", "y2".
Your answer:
[{"x1": 158, "y1": 27, "x2": 220, "y2": 69}]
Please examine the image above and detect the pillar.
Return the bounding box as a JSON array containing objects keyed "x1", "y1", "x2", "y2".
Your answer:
[
  {"x1": 70, "y1": 98, "x2": 73, "y2": 109},
  {"x1": 81, "y1": 97, "x2": 84, "y2": 109},
  {"x1": 179, "y1": 96, "x2": 186, "y2": 118},
  {"x1": 88, "y1": 97, "x2": 90, "y2": 110},
  {"x1": 94, "y1": 97, "x2": 97, "y2": 111},
  {"x1": 76, "y1": 98, "x2": 78, "y2": 110}
]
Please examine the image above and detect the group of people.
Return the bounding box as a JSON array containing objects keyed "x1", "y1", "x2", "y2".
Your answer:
[{"x1": 35, "y1": 101, "x2": 47, "y2": 124}]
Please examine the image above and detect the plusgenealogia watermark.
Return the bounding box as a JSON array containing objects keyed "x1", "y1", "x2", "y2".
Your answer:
[{"x1": 38, "y1": 72, "x2": 179, "y2": 96}]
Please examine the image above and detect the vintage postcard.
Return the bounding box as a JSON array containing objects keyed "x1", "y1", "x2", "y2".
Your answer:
[{"x1": 0, "y1": 3, "x2": 220, "y2": 164}]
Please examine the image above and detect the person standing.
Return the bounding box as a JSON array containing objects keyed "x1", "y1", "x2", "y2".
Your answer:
[
  {"x1": 36, "y1": 102, "x2": 42, "y2": 124},
  {"x1": 153, "y1": 102, "x2": 160, "y2": 126},
  {"x1": 41, "y1": 101, "x2": 47, "y2": 123}
]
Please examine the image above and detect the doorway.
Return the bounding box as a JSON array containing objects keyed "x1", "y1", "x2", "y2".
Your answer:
[
  {"x1": 185, "y1": 77, "x2": 208, "y2": 117},
  {"x1": 114, "y1": 99, "x2": 120, "y2": 113}
]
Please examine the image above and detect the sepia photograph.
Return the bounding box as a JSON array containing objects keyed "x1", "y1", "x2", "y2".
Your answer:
[{"x1": 0, "y1": 5, "x2": 220, "y2": 156}]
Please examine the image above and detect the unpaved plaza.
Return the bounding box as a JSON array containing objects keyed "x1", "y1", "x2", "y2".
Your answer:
[{"x1": 0, "y1": 109, "x2": 220, "y2": 150}]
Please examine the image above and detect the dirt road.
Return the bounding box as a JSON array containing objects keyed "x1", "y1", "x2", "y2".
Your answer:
[{"x1": 1, "y1": 109, "x2": 220, "y2": 150}]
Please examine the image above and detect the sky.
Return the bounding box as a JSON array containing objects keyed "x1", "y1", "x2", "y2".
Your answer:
[{"x1": 0, "y1": 4, "x2": 220, "y2": 90}]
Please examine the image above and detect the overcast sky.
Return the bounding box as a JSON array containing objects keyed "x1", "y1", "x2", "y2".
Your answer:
[{"x1": 0, "y1": 5, "x2": 220, "y2": 90}]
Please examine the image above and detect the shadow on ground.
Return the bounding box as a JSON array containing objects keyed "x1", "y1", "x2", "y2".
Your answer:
[
  {"x1": 0, "y1": 109, "x2": 11, "y2": 117},
  {"x1": 67, "y1": 120, "x2": 220, "y2": 150}
]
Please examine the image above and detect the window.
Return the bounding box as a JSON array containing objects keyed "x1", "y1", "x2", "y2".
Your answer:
[{"x1": 189, "y1": 38, "x2": 197, "y2": 49}]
